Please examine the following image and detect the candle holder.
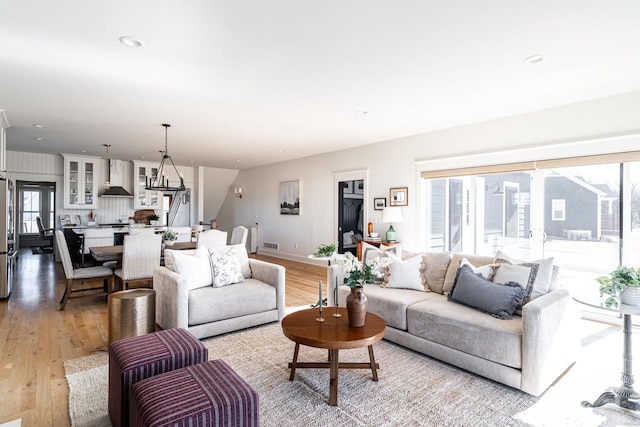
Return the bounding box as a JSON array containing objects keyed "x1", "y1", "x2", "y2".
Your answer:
[
  {"x1": 332, "y1": 279, "x2": 342, "y2": 318},
  {"x1": 316, "y1": 280, "x2": 325, "y2": 322}
]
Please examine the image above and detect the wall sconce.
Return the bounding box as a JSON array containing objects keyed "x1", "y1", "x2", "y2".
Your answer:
[
  {"x1": 234, "y1": 187, "x2": 244, "y2": 198},
  {"x1": 486, "y1": 183, "x2": 504, "y2": 195}
]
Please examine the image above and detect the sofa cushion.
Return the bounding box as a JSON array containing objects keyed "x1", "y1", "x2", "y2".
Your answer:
[
  {"x1": 187, "y1": 279, "x2": 276, "y2": 326},
  {"x1": 207, "y1": 244, "x2": 252, "y2": 278},
  {"x1": 345, "y1": 283, "x2": 436, "y2": 330},
  {"x1": 209, "y1": 247, "x2": 244, "y2": 287},
  {"x1": 491, "y1": 262, "x2": 538, "y2": 310},
  {"x1": 163, "y1": 249, "x2": 197, "y2": 272},
  {"x1": 407, "y1": 294, "x2": 523, "y2": 369},
  {"x1": 421, "y1": 252, "x2": 451, "y2": 293},
  {"x1": 448, "y1": 265, "x2": 527, "y2": 320},
  {"x1": 495, "y1": 250, "x2": 555, "y2": 300},
  {"x1": 442, "y1": 254, "x2": 495, "y2": 294},
  {"x1": 380, "y1": 253, "x2": 427, "y2": 291},
  {"x1": 171, "y1": 247, "x2": 212, "y2": 290}
]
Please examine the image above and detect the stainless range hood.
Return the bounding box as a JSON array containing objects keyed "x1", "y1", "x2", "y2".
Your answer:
[{"x1": 100, "y1": 159, "x2": 133, "y2": 198}]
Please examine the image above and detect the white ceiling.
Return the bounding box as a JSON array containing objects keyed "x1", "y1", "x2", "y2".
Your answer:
[{"x1": 2, "y1": 1, "x2": 640, "y2": 170}]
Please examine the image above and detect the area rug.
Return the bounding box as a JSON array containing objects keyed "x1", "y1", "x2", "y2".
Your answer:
[{"x1": 65, "y1": 323, "x2": 640, "y2": 427}]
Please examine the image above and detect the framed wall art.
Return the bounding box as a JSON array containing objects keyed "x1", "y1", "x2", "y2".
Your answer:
[
  {"x1": 280, "y1": 180, "x2": 301, "y2": 215},
  {"x1": 374, "y1": 197, "x2": 386, "y2": 210},
  {"x1": 389, "y1": 187, "x2": 408, "y2": 206}
]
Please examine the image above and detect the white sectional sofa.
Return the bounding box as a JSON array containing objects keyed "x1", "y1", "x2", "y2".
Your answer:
[{"x1": 327, "y1": 251, "x2": 579, "y2": 396}]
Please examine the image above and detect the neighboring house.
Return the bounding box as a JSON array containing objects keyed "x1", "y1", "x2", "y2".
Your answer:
[{"x1": 544, "y1": 173, "x2": 619, "y2": 240}]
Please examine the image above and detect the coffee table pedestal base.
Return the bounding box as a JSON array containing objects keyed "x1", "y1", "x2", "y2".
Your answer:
[{"x1": 288, "y1": 342, "x2": 379, "y2": 406}]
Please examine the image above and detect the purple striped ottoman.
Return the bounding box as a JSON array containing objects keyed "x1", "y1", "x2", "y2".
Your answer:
[
  {"x1": 130, "y1": 359, "x2": 260, "y2": 427},
  {"x1": 109, "y1": 328, "x2": 208, "y2": 427}
]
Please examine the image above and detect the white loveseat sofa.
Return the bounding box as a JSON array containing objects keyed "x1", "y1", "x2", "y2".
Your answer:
[
  {"x1": 154, "y1": 244, "x2": 285, "y2": 339},
  {"x1": 328, "y1": 250, "x2": 579, "y2": 396}
]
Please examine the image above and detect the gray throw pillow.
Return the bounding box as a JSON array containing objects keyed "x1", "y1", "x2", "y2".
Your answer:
[{"x1": 448, "y1": 265, "x2": 527, "y2": 320}]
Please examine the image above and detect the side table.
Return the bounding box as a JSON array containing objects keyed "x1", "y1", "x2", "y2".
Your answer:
[
  {"x1": 573, "y1": 295, "x2": 640, "y2": 411},
  {"x1": 108, "y1": 289, "x2": 156, "y2": 345}
]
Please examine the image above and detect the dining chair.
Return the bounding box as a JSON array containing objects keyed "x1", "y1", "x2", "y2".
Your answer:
[
  {"x1": 36, "y1": 216, "x2": 54, "y2": 252},
  {"x1": 55, "y1": 230, "x2": 114, "y2": 311},
  {"x1": 230, "y1": 226, "x2": 248, "y2": 246},
  {"x1": 196, "y1": 229, "x2": 228, "y2": 249},
  {"x1": 114, "y1": 232, "x2": 162, "y2": 290}
]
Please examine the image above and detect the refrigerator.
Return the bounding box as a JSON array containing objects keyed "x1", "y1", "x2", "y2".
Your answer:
[{"x1": 0, "y1": 178, "x2": 16, "y2": 298}]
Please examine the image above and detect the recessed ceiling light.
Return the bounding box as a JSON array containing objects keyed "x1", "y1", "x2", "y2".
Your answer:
[
  {"x1": 119, "y1": 36, "x2": 144, "y2": 48},
  {"x1": 140, "y1": 155, "x2": 146, "y2": 159},
  {"x1": 235, "y1": 159, "x2": 241, "y2": 163},
  {"x1": 35, "y1": 137, "x2": 46, "y2": 141},
  {"x1": 81, "y1": 150, "x2": 87, "y2": 153},
  {"x1": 355, "y1": 109, "x2": 369, "y2": 115},
  {"x1": 523, "y1": 54, "x2": 546, "y2": 64},
  {"x1": 278, "y1": 149, "x2": 286, "y2": 153},
  {"x1": 189, "y1": 160, "x2": 195, "y2": 164},
  {"x1": 32, "y1": 123, "x2": 46, "y2": 128}
]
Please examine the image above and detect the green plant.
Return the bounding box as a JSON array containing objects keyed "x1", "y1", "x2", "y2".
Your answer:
[
  {"x1": 313, "y1": 243, "x2": 337, "y2": 257},
  {"x1": 597, "y1": 266, "x2": 640, "y2": 308},
  {"x1": 162, "y1": 230, "x2": 178, "y2": 242},
  {"x1": 147, "y1": 214, "x2": 159, "y2": 221}
]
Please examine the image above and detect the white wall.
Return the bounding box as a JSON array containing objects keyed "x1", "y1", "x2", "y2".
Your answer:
[
  {"x1": 216, "y1": 90, "x2": 640, "y2": 263},
  {"x1": 202, "y1": 167, "x2": 240, "y2": 229}
]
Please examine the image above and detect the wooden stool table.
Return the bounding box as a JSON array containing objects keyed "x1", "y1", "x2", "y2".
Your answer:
[{"x1": 281, "y1": 307, "x2": 386, "y2": 406}]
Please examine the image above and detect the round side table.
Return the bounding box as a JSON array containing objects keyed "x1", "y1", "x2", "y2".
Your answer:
[{"x1": 108, "y1": 289, "x2": 156, "y2": 345}]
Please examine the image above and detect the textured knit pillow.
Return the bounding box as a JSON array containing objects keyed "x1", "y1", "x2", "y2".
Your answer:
[
  {"x1": 381, "y1": 253, "x2": 427, "y2": 291},
  {"x1": 421, "y1": 252, "x2": 452, "y2": 294},
  {"x1": 171, "y1": 247, "x2": 213, "y2": 290},
  {"x1": 448, "y1": 265, "x2": 527, "y2": 320},
  {"x1": 208, "y1": 247, "x2": 244, "y2": 287}
]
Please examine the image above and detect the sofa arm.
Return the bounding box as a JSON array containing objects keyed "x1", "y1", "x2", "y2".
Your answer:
[
  {"x1": 521, "y1": 288, "x2": 580, "y2": 396},
  {"x1": 153, "y1": 266, "x2": 190, "y2": 330},
  {"x1": 249, "y1": 259, "x2": 286, "y2": 320},
  {"x1": 327, "y1": 265, "x2": 347, "y2": 306}
]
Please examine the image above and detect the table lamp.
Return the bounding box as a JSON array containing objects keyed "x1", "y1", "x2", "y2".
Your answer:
[{"x1": 381, "y1": 207, "x2": 403, "y2": 242}]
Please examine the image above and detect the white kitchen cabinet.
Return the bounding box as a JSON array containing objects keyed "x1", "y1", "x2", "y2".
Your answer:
[
  {"x1": 62, "y1": 154, "x2": 99, "y2": 209},
  {"x1": 133, "y1": 161, "x2": 161, "y2": 209}
]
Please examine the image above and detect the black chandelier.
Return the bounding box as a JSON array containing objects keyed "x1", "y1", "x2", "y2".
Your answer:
[{"x1": 145, "y1": 123, "x2": 185, "y2": 192}]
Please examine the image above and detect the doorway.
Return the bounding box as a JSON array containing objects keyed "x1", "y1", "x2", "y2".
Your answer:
[
  {"x1": 16, "y1": 180, "x2": 56, "y2": 248},
  {"x1": 337, "y1": 179, "x2": 364, "y2": 255}
]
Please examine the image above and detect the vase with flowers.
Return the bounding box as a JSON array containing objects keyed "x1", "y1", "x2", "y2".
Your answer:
[{"x1": 331, "y1": 252, "x2": 392, "y2": 327}]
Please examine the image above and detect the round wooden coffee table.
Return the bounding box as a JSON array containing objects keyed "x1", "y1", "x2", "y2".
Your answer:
[{"x1": 281, "y1": 307, "x2": 386, "y2": 406}]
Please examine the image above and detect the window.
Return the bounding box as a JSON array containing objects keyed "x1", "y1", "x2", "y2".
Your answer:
[
  {"x1": 17, "y1": 181, "x2": 55, "y2": 234},
  {"x1": 551, "y1": 199, "x2": 565, "y2": 221}
]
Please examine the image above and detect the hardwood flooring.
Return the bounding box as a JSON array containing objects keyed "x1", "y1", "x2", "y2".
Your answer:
[{"x1": 0, "y1": 249, "x2": 326, "y2": 426}]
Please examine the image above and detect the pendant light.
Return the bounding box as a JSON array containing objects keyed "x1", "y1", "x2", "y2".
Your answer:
[{"x1": 144, "y1": 123, "x2": 185, "y2": 191}]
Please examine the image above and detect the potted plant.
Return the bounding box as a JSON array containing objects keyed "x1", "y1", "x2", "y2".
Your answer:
[
  {"x1": 162, "y1": 230, "x2": 178, "y2": 246},
  {"x1": 597, "y1": 266, "x2": 640, "y2": 308},
  {"x1": 147, "y1": 214, "x2": 160, "y2": 226},
  {"x1": 313, "y1": 243, "x2": 337, "y2": 258}
]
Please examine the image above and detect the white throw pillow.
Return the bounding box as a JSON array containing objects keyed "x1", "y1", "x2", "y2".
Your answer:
[
  {"x1": 171, "y1": 246, "x2": 213, "y2": 290},
  {"x1": 209, "y1": 247, "x2": 244, "y2": 287},
  {"x1": 381, "y1": 253, "x2": 426, "y2": 291},
  {"x1": 459, "y1": 258, "x2": 498, "y2": 280},
  {"x1": 495, "y1": 250, "x2": 555, "y2": 299}
]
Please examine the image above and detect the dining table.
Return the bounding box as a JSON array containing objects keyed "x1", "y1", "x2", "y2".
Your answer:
[{"x1": 90, "y1": 241, "x2": 197, "y2": 262}]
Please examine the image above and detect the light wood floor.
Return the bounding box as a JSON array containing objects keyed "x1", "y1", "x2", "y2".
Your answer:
[{"x1": 0, "y1": 249, "x2": 326, "y2": 426}]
